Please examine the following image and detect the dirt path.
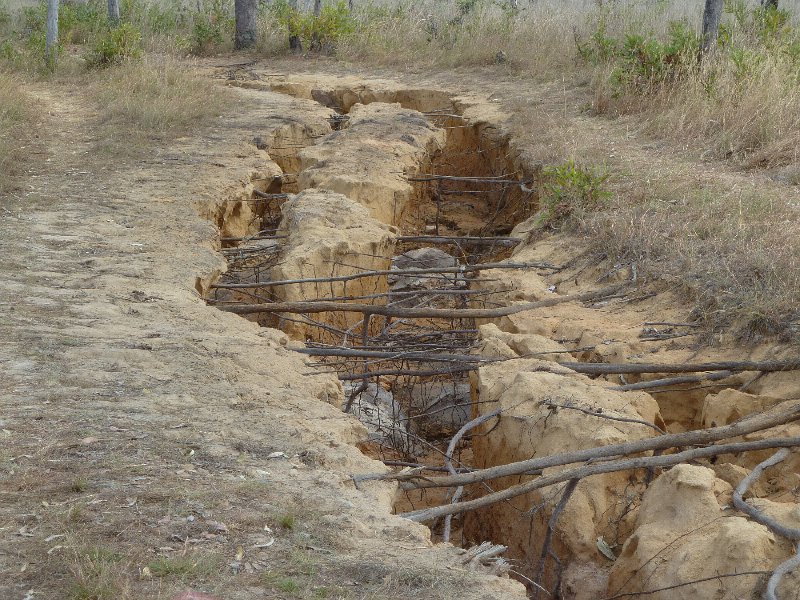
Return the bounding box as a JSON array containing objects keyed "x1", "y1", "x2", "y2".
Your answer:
[{"x1": 0, "y1": 83, "x2": 523, "y2": 599}]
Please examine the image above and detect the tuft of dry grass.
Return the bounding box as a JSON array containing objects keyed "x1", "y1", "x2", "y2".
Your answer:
[
  {"x1": 67, "y1": 546, "x2": 132, "y2": 600},
  {"x1": 0, "y1": 71, "x2": 34, "y2": 192},
  {"x1": 94, "y1": 56, "x2": 234, "y2": 138}
]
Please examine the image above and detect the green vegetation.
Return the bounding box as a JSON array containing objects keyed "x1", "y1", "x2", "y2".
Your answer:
[
  {"x1": 0, "y1": 71, "x2": 32, "y2": 192},
  {"x1": 146, "y1": 553, "x2": 220, "y2": 578},
  {"x1": 67, "y1": 546, "x2": 130, "y2": 600},
  {"x1": 279, "y1": 513, "x2": 297, "y2": 529},
  {"x1": 539, "y1": 160, "x2": 612, "y2": 228}
]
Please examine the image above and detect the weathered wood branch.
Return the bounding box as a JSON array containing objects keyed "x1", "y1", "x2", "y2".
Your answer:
[
  {"x1": 211, "y1": 260, "x2": 558, "y2": 290},
  {"x1": 560, "y1": 360, "x2": 800, "y2": 376},
  {"x1": 217, "y1": 285, "x2": 623, "y2": 318},
  {"x1": 442, "y1": 409, "x2": 502, "y2": 543},
  {"x1": 733, "y1": 448, "x2": 800, "y2": 600},
  {"x1": 409, "y1": 175, "x2": 531, "y2": 185},
  {"x1": 400, "y1": 437, "x2": 800, "y2": 522},
  {"x1": 611, "y1": 371, "x2": 735, "y2": 392},
  {"x1": 374, "y1": 404, "x2": 800, "y2": 490},
  {"x1": 397, "y1": 235, "x2": 520, "y2": 247}
]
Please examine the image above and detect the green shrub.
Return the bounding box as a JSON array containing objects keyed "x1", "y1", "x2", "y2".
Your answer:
[
  {"x1": 270, "y1": 0, "x2": 354, "y2": 52},
  {"x1": 89, "y1": 23, "x2": 142, "y2": 66},
  {"x1": 538, "y1": 160, "x2": 611, "y2": 227}
]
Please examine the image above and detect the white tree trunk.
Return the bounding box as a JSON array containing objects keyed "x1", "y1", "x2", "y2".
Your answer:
[{"x1": 45, "y1": 0, "x2": 58, "y2": 68}]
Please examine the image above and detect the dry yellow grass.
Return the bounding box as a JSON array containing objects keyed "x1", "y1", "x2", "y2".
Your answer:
[
  {"x1": 94, "y1": 57, "x2": 234, "y2": 137},
  {"x1": 0, "y1": 71, "x2": 33, "y2": 192}
]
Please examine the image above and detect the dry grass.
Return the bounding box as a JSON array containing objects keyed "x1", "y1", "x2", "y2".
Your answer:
[
  {"x1": 586, "y1": 180, "x2": 800, "y2": 339},
  {"x1": 94, "y1": 56, "x2": 234, "y2": 138},
  {"x1": 0, "y1": 71, "x2": 34, "y2": 192}
]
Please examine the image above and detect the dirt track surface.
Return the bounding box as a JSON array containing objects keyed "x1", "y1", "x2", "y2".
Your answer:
[{"x1": 0, "y1": 83, "x2": 525, "y2": 599}]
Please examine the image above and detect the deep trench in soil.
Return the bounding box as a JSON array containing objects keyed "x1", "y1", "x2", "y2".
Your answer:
[
  {"x1": 205, "y1": 86, "x2": 548, "y2": 542},
  {"x1": 200, "y1": 82, "x2": 798, "y2": 597}
]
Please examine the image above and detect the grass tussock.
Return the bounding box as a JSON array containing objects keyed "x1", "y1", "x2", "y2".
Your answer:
[
  {"x1": 67, "y1": 546, "x2": 131, "y2": 600},
  {"x1": 94, "y1": 57, "x2": 231, "y2": 136},
  {"x1": 0, "y1": 71, "x2": 33, "y2": 192}
]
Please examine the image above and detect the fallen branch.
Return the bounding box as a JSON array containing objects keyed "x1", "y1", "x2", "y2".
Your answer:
[
  {"x1": 409, "y1": 175, "x2": 531, "y2": 185},
  {"x1": 442, "y1": 409, "x2": 502, "y2": 543},
  {"x1": 560, "y1": 360, "x2": 800, "y2": 376},
  {"x1": 211, "y1": 260, "x2": 558, "y2": 290},
  {"x1": 378, "y1": 403, "x2": 800, "y2": 490},
  {"x1": 397, "y1": 235, "x2": 520, "y2": 247},
  {"x1": 533, "y1": 479, "x2": 578, "y2": 599},
  {"x1": 733, "y1": 448, "x2": 800, "y2": 600},
  {"x1": 217, "y1": 285, "x2": 624, "y2": 318},
  {"x1": 331, "y1": 366, "x2": 477, "y2": 380},
  {"x1": 543, "y1": 400, "x2": 665, "y2": 434},
  {"x1": 611, "y1": 371, "x2": 735, "y2": 392},
  {"x1": 400, "y1": 437, "x2": 800, "y2": 522},
  {"x1": 602, "y1": 571, "x2": 770, "y2": 599},
  {"x1": 252, "y1": 190, "x2": 289, "y2": 200}
]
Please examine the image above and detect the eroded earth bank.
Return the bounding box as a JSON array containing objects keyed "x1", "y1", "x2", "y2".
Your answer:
[
  {"x1": 206, "y1": 68, "x2": 800, "y2": 600},
  {"x1": 1, "y1": 64, "x2": 799, "y2": 600}
]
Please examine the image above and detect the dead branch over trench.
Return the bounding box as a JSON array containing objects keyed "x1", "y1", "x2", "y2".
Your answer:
[{"x1": 357, "y1": 403, "x2": 800, "y2": 491}]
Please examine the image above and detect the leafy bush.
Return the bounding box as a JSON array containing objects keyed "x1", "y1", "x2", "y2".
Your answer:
[
  {"x1": 578, "y1": 19, "x2": 699, "y2": 94},
  {"x1": 271, "y1": 0, "x2": 354, "y2": 52},
  {"x1": 89, "y1": 23, "x2": 142, "y2": 66},
  {"x1": 189, "y1": 0, "x2": 233, "y2": 54},
  {"x1": 538, "y1": 160, "x2": 611, "y2": 227}
]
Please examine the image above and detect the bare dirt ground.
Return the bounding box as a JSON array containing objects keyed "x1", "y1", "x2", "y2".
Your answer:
[
  {"x1": 2, "y1": 56, "x2": 799, "y2": 600},
  {"x1": 0, "y1": 78, "x2": 524, "y2": 599}
]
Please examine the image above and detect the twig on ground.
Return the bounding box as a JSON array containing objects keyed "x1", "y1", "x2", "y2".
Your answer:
[
  {"x1": 733, "y1": 448, "x2": 800, "y2": 600},
  {"x1": 442, "y1": 409, "x2": 502, "y2": 543},
  {"x1": 374, "y1": 404, "x2": 800, "y2": 490},
  {"x1": 399, "y1": 437, "x2": 800, "y2": 522}
]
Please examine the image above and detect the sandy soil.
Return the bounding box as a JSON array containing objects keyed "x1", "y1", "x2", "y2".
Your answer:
[{"x1": 0, "y1": 80, "x2": 523, "y2": 599}]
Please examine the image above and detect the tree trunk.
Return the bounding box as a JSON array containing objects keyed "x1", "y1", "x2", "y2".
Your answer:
[
  {"x1": 234, "y1": 0, "x2": 257, "y2": 49},
  {"x1": 310, "y1": 0, "x2": 322, "y2": 50},
  {"x1": 288, "y1": 0, "x2": 302, "y2": 52},
  {"x1": 45, "y1": 0, "x2": 58, "y2": 69},
  {"x1": 107, "y1": 0, "x2": 120, "y2": 26},
  {"x1": 700, "y1": 0, "x2": 724, "y2": 56}
]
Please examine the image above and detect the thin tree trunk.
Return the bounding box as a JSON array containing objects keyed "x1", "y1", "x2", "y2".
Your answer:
[
  {"x1": 107, "y1": 0, "x2": 120, "y2": 26},
  {"x1": 288, "y1": 0, "x2": 302, "y2": 52},
  {"x1": 311, "y1": 0, "x2": 322, "y2": 50},
  {"x1": 234, "y1": 0, "x2": 257, "y2": 49},
  {"x1": 700, "y1": 0, "x2": 724, "y2": 56},
  {"x1": 45, "y1": 0, "x2": 58, "y2": 69}
]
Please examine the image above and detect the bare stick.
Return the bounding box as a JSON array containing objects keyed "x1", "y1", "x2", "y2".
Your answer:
[
  {"x1": 218, "y1": 285, "x2": 624, "y2": 318},
  {"x1": 388, "y1": 405, "x2": 800, "y2": 490},
  {"x1": 409, "y1": 175, "x2": 530, "y2": 184},
  {"x1": 532, "y1": 479, "x2": 578, "y2": 599},
  {"x1": 543, "y1": 400, "x2": 665, "y2": 434},
  {"x1": 328, "y1": 366, "x2": 477, "y2": 380},
  {"x1": 733, "y1": 449, "x2": 800, "y2": 600},
  {"x1": 397, "y1": 235, "x2": 520, "y2": 247},
  {"x1": 766, "y1": 544, "x2": 800, "y2": 600},
  {"x1": 211, "y1": 260, "x2": 559, "y2": 290},
  {"x1": 400, "y1": 437, "x2": 800, "y2": 522},
  {"x1": 442, "y1": 409, "x2": 502, "y2": 543},
  {"x1": 559, "y1": 360, "x2": 800, "y2": 376},
  {"x1": 602, "y1": 571, "x2": 770, "y2": 599},
  {"x1": 252, "y1": 190, "x2": 289, "y2": 200},
  {"x1": 611, "y1": 371, "x2": 734, "y2": 392}
]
